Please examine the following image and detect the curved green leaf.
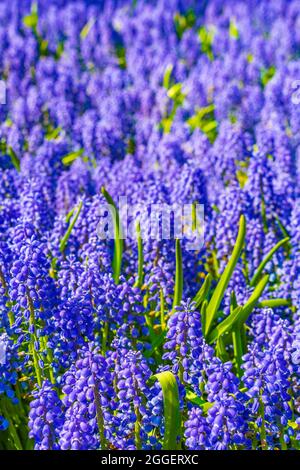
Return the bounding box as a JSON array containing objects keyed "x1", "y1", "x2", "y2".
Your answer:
[
  {"x1": 59, "y1": 200, "x2": 83, "y2": 253},
  {"x1": 205, "y1": 215, "x2": 246, "y2": 336},
  {"x1": 62, "y1": 149, "x2": 84, "y2": 166},
  {"x1": 200, "y1": 299, "x2": 208, "y2": 335},
  {"x1": 250, "y1": 237, "x2": 289, "y2": 287},
  {"x1": 101, "y1": 187, "x2": 123, "y2": 285},
  {"x1": 193, "y1": 273, "x2": 212, "y2": 309},
  {"x1": 135, "y1": 221, "x2": 144, "y2": 288},
  {"x1": 207, "y1": 306, "x2": 242, "y2": 344},
  {"x1": 172, "y1": 239, "x2": 183, "y2": 310},
  {"x1": 8, "y1": 147, "x2": 20, "y2": 172},
  {"x1": 153, "y1": 371, "x2": 181, "y2": 450},
  {"x1": 257, "y1": 298, "x2": 291, "y2": 309},
  {"x1": 239, "y1": 274, "x2": 269, "y2": 324}
]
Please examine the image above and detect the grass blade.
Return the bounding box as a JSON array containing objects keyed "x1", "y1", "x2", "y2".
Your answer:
[
  {"x1": 80, "y1": 18, "x2": 95, "y2": 40},
  {"x1": 8, "y1": 147, "x2": 20, "y2": 172},
  {"x1": 153, "y1": 371, "x2": 181, "y2": 450},
  {"x1": 144, "y1": 330, "x2": 167, "y2": 358},
  {"x1": 61, "y1": 149, "x2": 84, "y2": 166},
  {"x1": 204, "y1": 215, "x2": 246, "y2": 336},
  {"x1": 200, "y1": 299, "x2": 208, "y2": 336},
  {"x1": 207, "y1": 306, "x2": 242, "y2": 344},
  {"x1": 250, "y1": 237, "x2": 289, "y2": 287},
  {"x1": 193, "y1": 273, "x2": 212, "y2": 309},
  {"x1": 135, "y1": 221, "x2": 144, "y2": 288},
  {"x1": 101, "y1": 187, "x2": 123, "y2": 284},
  {"x1": 172, "y1": 239, "x2": 183, "y2": 310},
  {"x1": 59, "y1": 200, "x2": 83, "y2": 254},
  {"x1": 257, "y1": 298, "x2": 291, "y2": 308},
  {"x1": 238, "y1": 274, "x2": 269, "y2": 324}
]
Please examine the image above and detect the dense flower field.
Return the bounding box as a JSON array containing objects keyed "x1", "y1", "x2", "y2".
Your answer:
[{"x1": 0, "y1": 0, "x2": 300, "y2": 451}]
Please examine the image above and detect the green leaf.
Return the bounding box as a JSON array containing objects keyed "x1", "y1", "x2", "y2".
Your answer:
[
  {"x1": 163, "y1": 64, "x2": 173, "y2": 89},
  {"x1": 45, "y1": 127, "x2": 62, "y2": 141},
  {"x1": 207, "y1": 275, "x2": 270, "y2": 347},
  {"x1": 200, "y1": 299, "x2": 208, "y2": 336},
  {"x1": 261, "y1": 66, "x2": 276, "y2": 87},
  {"x1": 229, "y1": 19, "x2": 239, "y2": 39},
  {"x1": 135, "y1": 221, "x2": 144, "y2": 288},
  {"x1": 207, "y1": 306, "x2": 243, "y2": 344},
  {"x1": 250, "y1": 237, "x2": 289, "y2": 286},
  {"x1": 59, "y1": 201, "x2": 83, "y2": 253},
  {"x1": 185, "y1": 390, "x2": 214, "y2": 413},
  {"x1": 80, "y1": 18, "x2": 95, "y2": 40},
  {"x1": 144, "y1": 330, "x2": 167, "y2": 358},
  {"x1": 101, "y1": 187, "x2": 123, "y2": 285},
  {"x1": 153, "y1": 371, "x2": 181, "y2": 450},
  {"x1": 198, "y1": 26, "x2": 215, "y2": 60},
  {"x1": 187, "y1": 104, "x2": 217, "y2": 142},
  {"x1": 257, "y1": 298, "x2": 291, "y2": 309},
  {"x1": 230, "y1": 290, "x2": 238, "y2": 313},
  {"x1": 204, "y1": 215, "x2": 246, "y2": 336},
  {"x1": 167, "y1": 83, "x2": 184, "y2": 101},
  {"x1": 7, "y1": 147, "x2": 20, "y2": 172},
  {"x1": 238, "y1": 274, "x2": 269, "y2": 325},
  {"x1": 23, "y1": 3, "x2": 38, "y2": 31},
  {"x1": 174, "y1": 9, "x2": 196, "y2": 39},
  {"x1": 172, "y1": 239, "x2": 183, "y2": 310},
  {"x1": 193, "y1": 273, "x2": 212, "y2": 309},
  {"x1": 62, "y1": 149, "x2": 84, "y2": 166}
]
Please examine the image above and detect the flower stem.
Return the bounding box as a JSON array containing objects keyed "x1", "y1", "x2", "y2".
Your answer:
[
  {"x1": 93, "y1": 377, "x2": 107, "y2": 450},
  {"x1": 134, "y1": 405, "x2": 142, "y2": 450},
  {"x1": 26, "y1": 289, "x2": 42, "y2": 387}
]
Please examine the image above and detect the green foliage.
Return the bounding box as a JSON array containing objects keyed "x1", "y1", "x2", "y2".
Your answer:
[
  {"x1": 61, "y1": 149, "x2": 84, "y2": 166},
  {"x1": 174, "y1": 9, "x2": 196, "y2": 39},
  {"x1": 80, "y1": 18, "x2": 96, "y2": 40},
  {"x1": 250, "y1": 237, "x2": 289, "y2": 286},
  {"x1": 59, "y1": 201, "x2": 83, "y2": 254},
  {"x1": 101, "y1": 187, "x2": 124, "y2": 284},
  {"x1": 172, "y1": 239, "x2": 183, "y2": 310},
  {"x1": 198, "y1": 25, "x2": 215, "y2": 60},
  {"x1": 153, "y1": 371, "x2": 181, "y2": 450},
  {"x1": 187, "y1": 104, "x2": 218, "y2": 142},
  {"x1": 193, "y1": 273, "x2": 212, "y2": 309},
  {"x1": 135, "y1": 222, "x2": 144, "y2": 288},
  {"x1": 260, "y1": 66, "x2": 276, "y2": 87},
  {"x1": 229, "y1": 19, "x2": 239, "y2": 39},
  {"x1": 205, "y1": 215, "x2": 246, "y2": 336}
]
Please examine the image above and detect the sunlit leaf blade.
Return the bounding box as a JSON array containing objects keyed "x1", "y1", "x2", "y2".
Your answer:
[
  {"x1": 61, "y1": 149, "x2": 84, "y2": 165},
  {"x1": 207, "y1": 306, "x2": 242, "y2": 344},
  {"x1": 193, "y1": 273, "x2": 212, "y2": 308},
  {"x1": 163, "y1": 63, "x2": 173, "y2": 89},
  {"x1": 185, "y1": 390, "x2": 214, "y2": 413},
  {"x1": 144, "y1": 330, "x2": 167, "y2": 358},
  {"x1": 250, "y1": 237, "x2": 289, "y2": 286},
  {"x1": 80, "y1": 17, "x2": 95, "y2": 40},
  {"x1": 257, "y1": 298, "x2": 291, "y2": 308},
  {"x1": 239, "y1": 274, "x2": 269, "y2": 324},
  {"x1": 23, "y1": 2, "x2": 38, "y2": 30},
  {"x1": 229, "y1": 19, "x2": 239, "y2": 39},
  {"x1": 230, "y1": 290, "x2": 238, "y2": 313},
  {"x1": 153, "y1": 371, "x2": 181, "y2": 450},
  {"x1": 8, "y1": 147, "x2": 20, "y2": 172},
  {"x1": 135, "y1": 221, "x2": 144, "y2": 288},
  {"x1": 172, "y1": 239, "x2": 183, "y2": 310},
  {"x1": 205, "y1": 215, "x2": 246, "y2": 336},
  {"x1": 207, "y1": 275, "x2": 270, "y2": 344},
  {"x1": 101, "y1": 187, "x2": 123, "y2": 285},
  {"x1": 59, "y1": 201, "x2": 83, "y2": 253},
  {"x1": 200, "y1": 299, "x2": 208, "y2": 335}
]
